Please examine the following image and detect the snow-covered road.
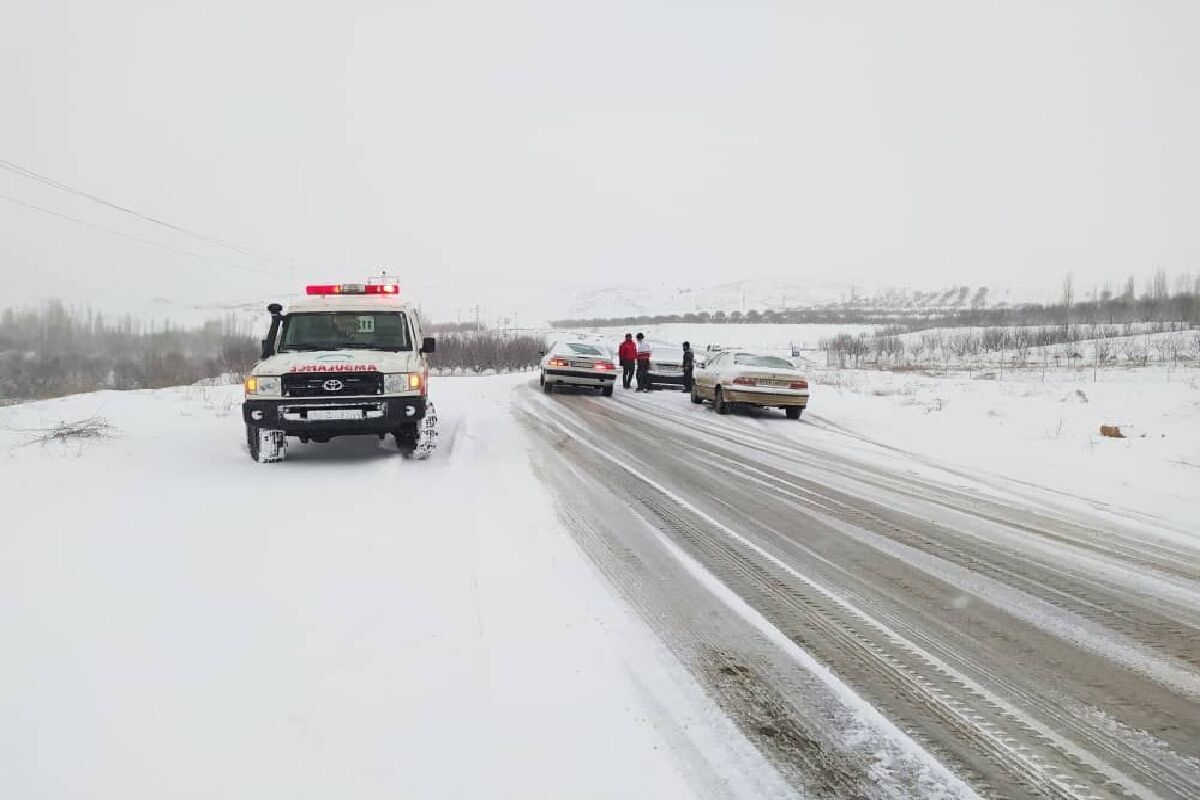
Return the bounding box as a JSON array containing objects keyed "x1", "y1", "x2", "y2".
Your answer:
[
  {"x1": 521, "y1": 381, "x2": 1200, "y2": 800},
  {"x1": 2, "y1": 374, "x2": 1197, "y2": 799}
]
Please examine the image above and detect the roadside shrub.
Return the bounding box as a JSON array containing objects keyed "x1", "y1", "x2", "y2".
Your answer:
[{"x1": 429, "y1": 332, "x2": 543, "y2": 373}]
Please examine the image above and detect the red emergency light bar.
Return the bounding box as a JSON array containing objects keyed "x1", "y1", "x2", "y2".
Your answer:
[{"x1": 306, "y1": 283, "x2": 399, "y2": 296}]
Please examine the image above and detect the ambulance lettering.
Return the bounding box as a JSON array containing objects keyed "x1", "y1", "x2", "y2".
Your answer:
[{"x1": 290, "y1": 364, "x2": 379, "y2": 373}]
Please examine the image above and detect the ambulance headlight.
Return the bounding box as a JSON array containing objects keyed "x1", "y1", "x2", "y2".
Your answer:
[
  {"x1": 384, "y1": 373, "x2": 422, "y2": 393},
  {"x1": 245, "y1": 376, "x2": 281, "y2": 396}
]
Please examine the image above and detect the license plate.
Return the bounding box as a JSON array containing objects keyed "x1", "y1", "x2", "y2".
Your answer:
[
  {"x1": 307, "y1": 409, "x2": 363, "y2": 420},
  {"x1": 570, "y1": 360, "x2": 594, "y2": 368},
  {"x1": 760, "y1": 379, "x2": 790, "y2": 387}
]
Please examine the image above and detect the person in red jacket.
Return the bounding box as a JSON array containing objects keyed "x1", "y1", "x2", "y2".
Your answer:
[{"x1": 617, "y1": 333, "x2": 637, "y2": 389}]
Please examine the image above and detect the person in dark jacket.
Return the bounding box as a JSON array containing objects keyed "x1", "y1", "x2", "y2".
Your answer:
[
  {"x1": 681, "y1": 341, "x2": 694, "y2": 392},
  {"x1": 617, "y1": 333, "x2": 637, "y2": 389},
  {"x1": 635, "y1": 333, "x2": 652, "y2": 392}
]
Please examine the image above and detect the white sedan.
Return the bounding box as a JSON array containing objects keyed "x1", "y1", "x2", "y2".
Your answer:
[
  {"x1": 691, "y1": 351, "x2": 810, "y2": 419},
  {"x1": 539, "y1": 341, "x2": 618, "y2": 396}
]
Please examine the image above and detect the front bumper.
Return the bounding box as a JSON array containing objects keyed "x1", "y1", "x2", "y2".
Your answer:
[
  {"x1": 243, "y1": 395, "x2": 427, "y2": 433},
  {"x1": 649, "y1": 371, "x2": 686, "y2": 386},
  {"x1": 723, "y1": 388, "x2": 809, "y2": 407},
  {"x1": 545, "y1": 368, "x2": 617, "y2": 387}
]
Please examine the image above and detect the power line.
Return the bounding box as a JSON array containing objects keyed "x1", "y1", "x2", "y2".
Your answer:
[
  {"x1": 0, "y1": 157, "x2": 298, "y2": 267},
  {"x1": 0, "y1": 194, "x2": 278, "y2": 276}
]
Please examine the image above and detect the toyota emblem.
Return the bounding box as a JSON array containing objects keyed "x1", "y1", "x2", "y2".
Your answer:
[{"x1": 322, "y1": 379, "x2": 344, "y2": 392}]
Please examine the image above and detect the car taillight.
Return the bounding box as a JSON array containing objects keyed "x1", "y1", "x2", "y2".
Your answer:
[
  {"x1": 790, "y1": 380, "x2": 809, "y2": 389},
  {"x1": 595, "y1": 360, "x2": 615, "y2": 370},
  {"x1": 732, "y1": 377, "x2": 756, "y2": 386},
  {"x1": 548, "y1": 357, "x2": 568, "y2": 367}
]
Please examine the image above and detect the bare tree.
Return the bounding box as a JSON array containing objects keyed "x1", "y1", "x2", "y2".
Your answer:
[{"x1": 1061, "y1": 272, "x2": 1074, "y2": 338}]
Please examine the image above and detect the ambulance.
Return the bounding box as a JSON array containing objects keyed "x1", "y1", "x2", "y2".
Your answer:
[{"x1": 242, "y1": 277, "x2": 438, "y2": 462}]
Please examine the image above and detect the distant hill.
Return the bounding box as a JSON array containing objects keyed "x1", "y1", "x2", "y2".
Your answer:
[{"x1": 4, "y1": 278, "x2": 1054, "y2": 333}]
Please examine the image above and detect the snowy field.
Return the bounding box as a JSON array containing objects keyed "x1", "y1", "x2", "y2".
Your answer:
[
  {"x1": 0, "y1": 375, "x2": 789, "y2": 799},
  {"x1": 805, "y1": 365, "x2": 1200, "y2": 533}
]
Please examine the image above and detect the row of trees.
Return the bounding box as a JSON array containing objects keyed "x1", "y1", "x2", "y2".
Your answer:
[
  {"x1": 429, "y1": 332, "x2": 543, "y2": 373},
  {"x1": 0, "y1": 302, "x2": 258, "y2": 400},
  {"x1": 0, "y1": 302, "x2": 544, "y2": 401},
  {"x1": 552, "y1": 271, "x2": 1200, "y2": 330},
  {"x1": 820, "y1": 323, "x2": 1200, "y2": 370}
]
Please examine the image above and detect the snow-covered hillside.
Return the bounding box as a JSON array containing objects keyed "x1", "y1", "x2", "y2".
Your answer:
[
  {"x1": 572, "y1": 322, "x2": 877, "y2": 352},
  {"x1": 37, "y1": 278, "x2": 856, "y2": 333},
  {"x1": 7, "y1": 276, "x2": 1051, "y2": 334}
]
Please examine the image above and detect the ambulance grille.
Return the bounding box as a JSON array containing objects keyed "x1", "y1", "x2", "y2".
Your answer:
[{"x1": 282, "y1": 372, "x2": 384, "y2": 398}]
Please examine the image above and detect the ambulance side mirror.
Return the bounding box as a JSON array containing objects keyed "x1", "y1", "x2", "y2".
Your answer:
[{"x1": 420, "y1": 337, "x2": 437, "y2": 354}]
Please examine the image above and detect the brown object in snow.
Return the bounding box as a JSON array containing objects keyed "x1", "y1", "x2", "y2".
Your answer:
[{"x1": 1099, "y1": 425, "x2": 1126, "y2": 438}]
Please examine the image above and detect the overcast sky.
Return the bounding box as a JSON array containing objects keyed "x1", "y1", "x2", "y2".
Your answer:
[{"x1": 2, "y1": 0, "x2": 1198, "y2": 312}]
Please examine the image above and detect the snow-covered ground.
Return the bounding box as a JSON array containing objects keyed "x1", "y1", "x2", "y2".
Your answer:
[
  {"x1": 3, "y1": 364, "x2": 1196, "y2": 797},
  {"x1": 0, "y1": 375, "x2": 789, "y2": 799},
  {"x1": 804, "y1": 365, "x2": 1200, "y2": 534}
]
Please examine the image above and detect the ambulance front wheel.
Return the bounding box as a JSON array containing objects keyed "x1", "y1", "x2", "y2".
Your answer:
[{"x1": 247, "y1": 424, "x2": 287, "y2": 463}]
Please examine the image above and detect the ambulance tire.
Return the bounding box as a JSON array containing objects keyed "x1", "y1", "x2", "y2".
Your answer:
[
  {"x1": 247, "y1": 425, "x2": 287, "y2": 463},
  {"x1": 395, "y1": 403, "x2": 439, "y2": 461}
]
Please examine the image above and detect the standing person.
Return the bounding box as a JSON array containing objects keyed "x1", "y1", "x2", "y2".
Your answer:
[
  {"x1": 617, "y1": 333, "x2": 637, "y2": 389},
  {"x1": 681, "y1": 341, "x2": 694, "y2": 393},
  {"x1": 635, "y1": 333, "x2": 652, "y2": 392}
]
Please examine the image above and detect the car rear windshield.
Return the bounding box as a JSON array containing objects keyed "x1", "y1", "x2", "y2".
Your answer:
[
  {"x1": 566, "y1": 343, "x2": 602, "y2": 355},
  {"x1": 734, "y1": 354, "x2": 794, "y2": 369},
  {"x1": 279, "y1": 312, "x2": 412, "y2": 352}
]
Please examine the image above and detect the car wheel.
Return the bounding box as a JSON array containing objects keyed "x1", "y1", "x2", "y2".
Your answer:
[
  {"x1": 785, "y1": 406, "x2": 802, "y2": 420},
  {"x1": 601, "y1": 385, "x2": 614, "y2": 397},
  {"x1": 543, "y1": 377, "x2": 554, "y2": 394},
  {"x1": 690, "y1": 385, "x2": 703, "y2": 404},
  {"x1": 714, "y1": 386, "x2": 730, "y2": 415}
]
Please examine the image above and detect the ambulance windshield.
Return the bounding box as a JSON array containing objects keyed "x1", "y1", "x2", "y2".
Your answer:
[{"x1": 279, "y1": 312, "x2": 413, "y2": 352}]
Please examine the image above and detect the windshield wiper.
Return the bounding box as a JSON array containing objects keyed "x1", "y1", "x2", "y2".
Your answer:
[{"x1": 279, "y1": 344, "x2": 325, "y2": 351}]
